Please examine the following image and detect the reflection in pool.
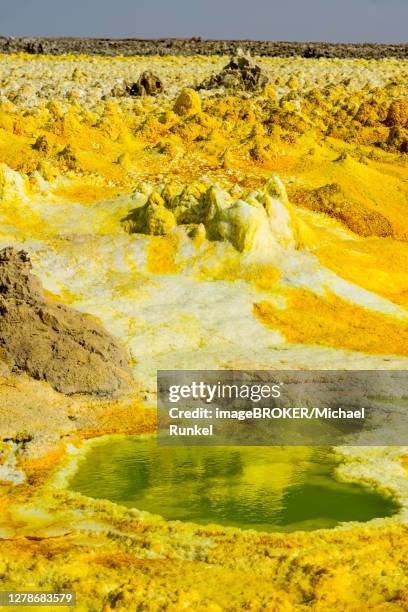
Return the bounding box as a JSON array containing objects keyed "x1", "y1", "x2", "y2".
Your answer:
[{"x1": 69, "y1": 436, "x2": 397, "y2": 532}]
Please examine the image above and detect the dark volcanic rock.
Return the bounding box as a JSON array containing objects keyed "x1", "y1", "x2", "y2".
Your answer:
[
  {"x1": 0, "y1": 37, "x2": 406, "y2": 59},
  {"x1": 198, "y1": 52, "x2": 268, "y2": 92},
  {"x1": 0, "y1": 247, "x2": 132, "y2": 396}
]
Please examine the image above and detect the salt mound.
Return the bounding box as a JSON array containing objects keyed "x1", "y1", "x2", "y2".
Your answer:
[
  {"x1": 124, "y1": 176, "x2": 297, "y2": 256},
  {"x1": 0, "y1": 248, "x2": 132, "y2": 396},
  {"x1": 173, "y1": 88, "x2": 202, "y2": 116},
  {"x1": 0, "y1": 163, "x2": 27, "y2": 202},
  {"x1": 123, "y1": 192, "x2": 176, "y2": 235},
  {"x1": 205, "y1": 177, "x2": 296, "y2": 255},
  {"x1": 198, "y1": 51, "x2": 268, "y2": 92}
]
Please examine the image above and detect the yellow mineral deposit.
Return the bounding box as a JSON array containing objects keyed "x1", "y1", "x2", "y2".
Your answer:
[{"x1": 0, "y1": 51, "x2": 407, "y2": 610}]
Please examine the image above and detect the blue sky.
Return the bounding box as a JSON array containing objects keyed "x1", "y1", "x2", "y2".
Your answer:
[{"x1": 1, "y1": 0, "x2": 407, "y2": 43}]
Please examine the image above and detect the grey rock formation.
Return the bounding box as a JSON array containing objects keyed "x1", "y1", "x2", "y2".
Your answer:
[{"x1": 198, "y1": 52, "x2": 268, "y2": 92}]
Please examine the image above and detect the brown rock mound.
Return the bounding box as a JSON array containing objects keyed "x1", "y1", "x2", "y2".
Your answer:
[
  {"x1": 385, "y1": 98, "x2": 408, "y2": 128},
  {"x1": 128, "y1": 71, "x2": 163, "y2": 96},
  {"x1": 198, "y1": 51, "x2": 268, "y2": 92},
  {"x1": 291, "y1": 184, "x2": 393, "y2": 238},
  {"x1": 387, "y1": 126, "x2": 408, "y2": 153},
  {"x1": 0, "y1": 247, "x2": 132, "y2": 396}
]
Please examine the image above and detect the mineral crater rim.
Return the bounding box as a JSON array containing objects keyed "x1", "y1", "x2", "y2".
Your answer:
[{"x1": 66, "y1": 435, "x2": 400, "y2": 532}]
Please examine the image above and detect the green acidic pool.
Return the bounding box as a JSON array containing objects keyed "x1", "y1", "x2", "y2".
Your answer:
[{"x1": 68, "y1": 437, "x2": 397, "y2": 532}]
